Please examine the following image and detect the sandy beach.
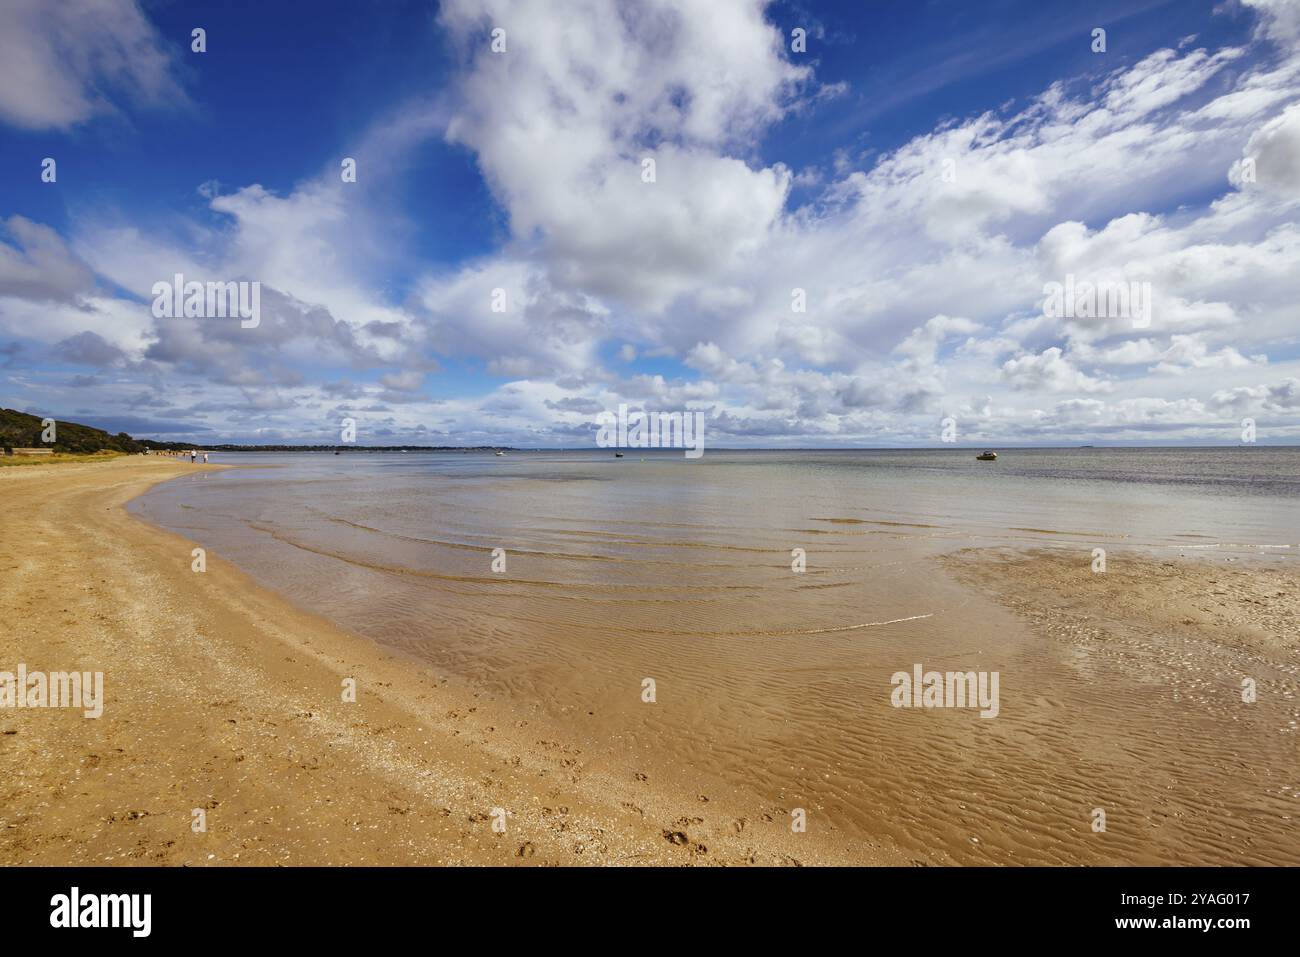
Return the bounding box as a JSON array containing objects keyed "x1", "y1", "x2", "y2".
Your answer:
[
  {"x1": 0, "y1": 458, "x2": 878, "y2": 865},
  {"x1": 2, "y1": 457, "x2": 1298, "y2": 866}
]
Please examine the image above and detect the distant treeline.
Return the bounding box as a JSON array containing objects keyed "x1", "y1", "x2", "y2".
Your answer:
[
  {"x1": 0, "y1": 408, "x2": 193, "y2": 454},
  {"x1": 1, "y1": 410, "x2": 514, "y2": 454}
]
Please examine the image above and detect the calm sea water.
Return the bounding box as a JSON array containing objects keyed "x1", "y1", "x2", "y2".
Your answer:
[
  {"x1": 130, "y1": 446, "x2": 1300, "y2": 687},
  {"x1": 135, "y1": 446, "x2": 1300, "y2": 557},
  {"x1": 130, "y1": 447, "x2": 1300, "y2": 864}
]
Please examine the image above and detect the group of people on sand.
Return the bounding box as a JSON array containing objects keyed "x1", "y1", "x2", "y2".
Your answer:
[{"x1": 148, "y1": 449, "x2": 208, "y2": 463}]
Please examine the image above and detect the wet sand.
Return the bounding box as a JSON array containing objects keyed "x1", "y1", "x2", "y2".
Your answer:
[
  {"x1": 2, "y1": 458, "x2": 1298, "y2": 865},
  {"x1": 940, "y1": 547, "x2": 1300, "y2": 864}
]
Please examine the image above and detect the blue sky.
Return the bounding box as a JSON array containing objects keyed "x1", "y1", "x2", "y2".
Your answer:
[{"x1": 1, "y1": 0, "x2": 1298, "y2": 446}]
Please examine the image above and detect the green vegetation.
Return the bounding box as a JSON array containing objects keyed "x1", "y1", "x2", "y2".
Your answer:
[
  {"x1": 0, "y1": 408, "x2": 192, "y2": 455},
  {"x1": 0, "y1": 410, "x2": 517, "y2": 458}
]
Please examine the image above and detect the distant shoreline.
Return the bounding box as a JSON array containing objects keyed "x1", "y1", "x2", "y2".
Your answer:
[{"x1": 189, "y1": 445, "x2": 519, "y2": 453}]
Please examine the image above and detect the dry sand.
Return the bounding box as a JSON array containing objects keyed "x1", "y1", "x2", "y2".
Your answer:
[{"x1": 0, "y1": 457, "x2": 872, "y2": 865}]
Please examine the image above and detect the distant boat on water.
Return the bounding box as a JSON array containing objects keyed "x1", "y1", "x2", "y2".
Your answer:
[
  {"x1": 976, "y1": 450, "x2": 998, "y2": 461},
  {"x1": 495, "y1": 450, "x2": 504, "y2": 456},
  {"x1": 614, "y1": 452, "x2": 624, "y2": 458}
]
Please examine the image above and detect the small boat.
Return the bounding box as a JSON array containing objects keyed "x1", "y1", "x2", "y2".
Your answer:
[
  {"x1": 976, "y1": 450, "x2": 997, "y2": 461},
  {"x1": 614, "y1": 452, "x2": 624, "y2": 458},
  {"x1": 495, "y1": 450, "x2": 504, "y2": 456}
]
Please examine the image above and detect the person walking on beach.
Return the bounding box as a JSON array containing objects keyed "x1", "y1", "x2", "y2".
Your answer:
[
  {"x1": 190, "y1": 450, "x2": 196, "y2": 463},
  {"x1": 203, "y1": 452, "x2": 209, "y2": 464}
]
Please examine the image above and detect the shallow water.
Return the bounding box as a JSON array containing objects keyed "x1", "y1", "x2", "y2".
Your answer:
[{"x1": 132, "y1": 448, "x2": 1300, "y2": 863}]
